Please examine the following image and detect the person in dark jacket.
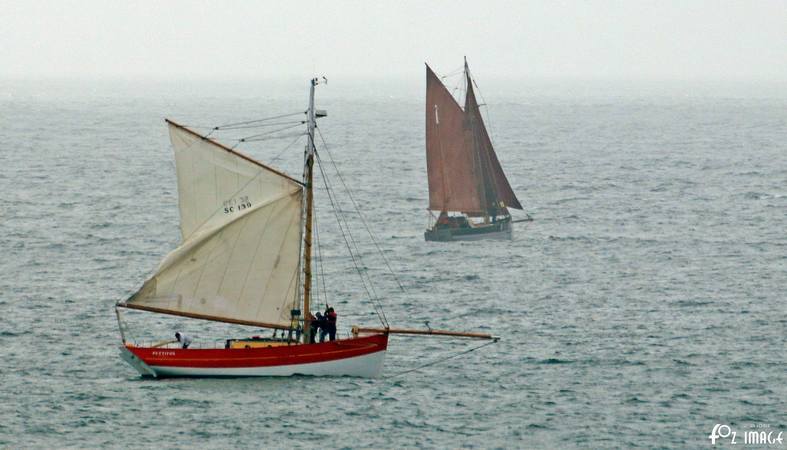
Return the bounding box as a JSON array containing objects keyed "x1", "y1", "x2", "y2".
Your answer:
[
  {"x1": 324, "y1": 307, "x2": 337, "y2": 341},
  {"x1": 309, "y1": 312, "x2": 323, "y2": 344}
]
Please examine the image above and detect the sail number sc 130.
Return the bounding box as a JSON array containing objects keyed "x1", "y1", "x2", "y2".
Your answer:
[{"x1": 223, "y1": 196, "x2": 252, "y2": 214}]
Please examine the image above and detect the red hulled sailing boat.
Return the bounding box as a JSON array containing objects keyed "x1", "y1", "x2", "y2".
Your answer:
[
  {"x1": 424, "y1": 59, "x2": 528, "y2": 241},
  {"x1": 116, "y1": 78, "x2": 495, "y2": 378}
]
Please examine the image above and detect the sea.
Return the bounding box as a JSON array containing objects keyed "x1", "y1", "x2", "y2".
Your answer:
[{"x1": 1, "y1": 77, "x2": 785, "y2": 449}]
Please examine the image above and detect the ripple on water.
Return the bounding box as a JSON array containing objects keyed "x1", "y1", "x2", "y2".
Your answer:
[{"x1": 2, "y1": 87, "x2": 785, "y2": 449}]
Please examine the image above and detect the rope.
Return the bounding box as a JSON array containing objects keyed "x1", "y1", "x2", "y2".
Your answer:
[
  {"x1": 236, "y1": 123, "x2": 305, "y2": 143},
  {"x1": 182, "y1": 112, "x2": 305, "y2": 132},
  {"x1": 438, "y1": 65, "x2": 464, "y2": 79},
  {"x1": 314, "y1": 151, "x2": 388, "y2": 327},
  {"x1": 316, "y1": 127, "x2": 407, "y2": 295},
  {"x1": 213, "y1": 120, "x2": 305, "y2": 131},
  {"x1": 465, "y1": 67, "x2": 498, "y2": 146},
  {"x1": 316, "y1": 150, "x2": 389, "y2": 327},
  {"x1": 316, "y1": 154, "x2": 387, "y2": 327},
  {"x1": 387, "y1": 338, "x2": 499, "y2": 378},
  {"x1": 212, "y1": 111, "x2": 305, "y2": 130},
  {"x1": 313, "y1": 201, "x2": 329, "y2": 310},
  {"x1": 268, "y1": 132, "x2": 306, "y2": 163}
]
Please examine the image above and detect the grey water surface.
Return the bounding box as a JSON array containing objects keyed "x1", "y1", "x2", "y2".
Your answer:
[{"x1": 1, "y1": 79, "x2": 785, "y2": 449}]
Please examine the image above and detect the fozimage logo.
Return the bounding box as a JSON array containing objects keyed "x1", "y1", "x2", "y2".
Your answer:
[{"x1": 709, "y1": 423, "x2": 784, "y2": 446}]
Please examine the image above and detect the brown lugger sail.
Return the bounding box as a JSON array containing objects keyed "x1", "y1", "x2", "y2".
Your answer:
[{"x1": 425, "y1": 59, "x2": 524, "y2": 241}]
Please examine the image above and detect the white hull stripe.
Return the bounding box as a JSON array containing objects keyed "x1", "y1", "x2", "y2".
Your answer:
[{"x1": 129, "y1": 349, "x2": 387, "y2": 378}]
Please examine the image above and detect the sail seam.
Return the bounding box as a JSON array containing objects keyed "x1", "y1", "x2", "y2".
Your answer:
[
  {"x1": 137, "y1": 189, "x2": 299, "y2": 298},
  {"x1": 182, "y1": 162, "x2": 300, "y2": 243},
  {"x1": 210, "y1": 201, "x2": 254, "y2": 305},
  {"x1": 129, "y1": 193, "x2": 301, "y2": 328},
  {"x1": 258, "y1": 200, "x2": 291, "y2": 321},
  {"x1": 240, "y1": 197, "x2": 278, "y2": 319},
  {"x1": 188, "y1": 227, "x2": 226, "y2": 303},
  {"x1": 254, "y1": 196, "x2": 302, "y2": 322}
]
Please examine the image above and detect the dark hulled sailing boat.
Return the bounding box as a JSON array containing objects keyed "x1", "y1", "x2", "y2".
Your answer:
[{"x1": 424, "y1": 59, "x2": 525, "y2": 242}]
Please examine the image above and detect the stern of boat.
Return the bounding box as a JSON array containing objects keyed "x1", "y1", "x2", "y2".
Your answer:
[{"x1": 425, "y1": 227, "x2": 453, "y2": 241}]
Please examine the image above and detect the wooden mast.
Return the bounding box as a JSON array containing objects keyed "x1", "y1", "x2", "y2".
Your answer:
[
  {"x1": 302, "y1": 77, "x2": 318, "y2": 343},
  {"x1": 464, "y1": 57, "x2": 491, "y2": 223}
]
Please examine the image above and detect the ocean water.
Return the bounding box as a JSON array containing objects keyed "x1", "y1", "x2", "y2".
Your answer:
[{"x1": 1, "y1": 78, "x2": 785, "y2": 449}]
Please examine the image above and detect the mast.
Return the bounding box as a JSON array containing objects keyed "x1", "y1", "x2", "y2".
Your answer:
[
  {"x1": 463, "y1": 58, "x2": 522, "y2": 215},
  {"x1": 302, "y1": 78, "x2": 318, "y2": 343},
  {"x1": 464, "y1": 58, "x2": 490, "y2": 221}
]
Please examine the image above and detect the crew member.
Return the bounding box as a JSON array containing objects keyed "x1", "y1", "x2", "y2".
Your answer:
[
  {"x1": 175, "y1": 331, "x2": 192, "y2": 349},
  {"x1": 325, "y1": 307, "x2": 337, "y2": 341},
  {"x1": 309, "y1": 312, "x2": 323, "y2": 344}
]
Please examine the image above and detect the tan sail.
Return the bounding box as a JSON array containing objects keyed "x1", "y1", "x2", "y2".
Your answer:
[{"x1": 123, "y1": 121, "x2": 304, "y2": 328}]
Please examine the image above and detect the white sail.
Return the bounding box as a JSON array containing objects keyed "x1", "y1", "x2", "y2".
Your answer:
[{"x1": 125, "y1": 121, "x2": 304, "y2": 327}]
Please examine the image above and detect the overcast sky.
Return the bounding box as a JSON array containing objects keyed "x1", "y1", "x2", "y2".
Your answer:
[{"x1": 2, "y1": 0, "x2": 785, "y2": 82}]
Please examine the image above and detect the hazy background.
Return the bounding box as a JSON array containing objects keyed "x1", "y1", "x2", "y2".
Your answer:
[{"x1": 2, "y1": 0, "x2": 785, "y2": 83}]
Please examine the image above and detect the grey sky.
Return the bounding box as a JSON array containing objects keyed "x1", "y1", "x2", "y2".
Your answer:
[{"x1": 2, "y1": 0, "x2": 785, "y2": 81}]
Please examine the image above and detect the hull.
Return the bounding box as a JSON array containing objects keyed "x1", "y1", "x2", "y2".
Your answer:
[
  {"x1": 425, "y1": 219, "x2": 512, "y2": 242},
  {"x1": 120, "y1": 333, "x2": 388, "y2": 378}
]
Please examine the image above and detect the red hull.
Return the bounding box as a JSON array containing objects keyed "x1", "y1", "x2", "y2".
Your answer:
[{"x1": 121, "y1": 334, "x2": 389, "y2": 378}]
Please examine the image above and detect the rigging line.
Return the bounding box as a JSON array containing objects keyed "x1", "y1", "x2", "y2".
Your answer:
[
  {"x1": 467, "y1": 73, "x2": 498, "y2": 146},
  {"x1": 269, "y1": 132, "x2": 306, "y2": 164},
  {"x1": 239, "y1": 131, "x2": 306, "y2": 144},
  {"x1": 213, "y1": 111, "x2": 306, "y2": 130},
  {"x1": 314, "y1": 151, "x2": 390, "y2": 329},
  {"x1": 184, "y1": 122, "x2": 304, "y2": 132},
  {"x1": 387, "y1": 338, "x2": 499, "y2": 378},
  {"x1": 316, "y1": 155, "x2": 388, "y2": 328},
  {"x1": 314, "y1": 149, "x2": 389, "y2": 327},
  {"x1": 313, "y1": 149, "x2": 375, "y2": 287},
  {"x1": 320, "y1": 176, "x2": 386, "y2": 329},
  {"x1": 212, "y1": 120, "x2": 306, "y2": 131},
  {"x1": 237, "y1": 123, "x2": 305, "y2": 142},
  {"x1": 314, "y1": 152, "x2": 387, "y2": 327},
  {"x1": 316, "y1": 127, "x2": 407, "y2": 295},
  {"x1": 449, "y1": 80, "x2": 466, "y2": 106},
  {"x1": 311, "y1": 201, "x2": 321, "y2": 310},
  {"x1": 313, "y1": 201, "x2": 329, "y2": 309},
  {"x1": 439, "y1": 66, "x2": 464, "y2": 79},
  {"x1": 438, "y1": 66, "x2": 467, "y2": 102}
]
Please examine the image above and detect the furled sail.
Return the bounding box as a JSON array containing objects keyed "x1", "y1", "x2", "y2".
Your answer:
[
  {"x1": 124, "y1": 120, "x2": 304, "y2": 328},
  {"x1": 425, "y1": 62, "x2": 522, "y2": 214}
]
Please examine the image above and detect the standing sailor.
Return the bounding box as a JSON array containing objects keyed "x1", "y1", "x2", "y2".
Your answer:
[{"x1": 325, "y1": 307, "x2": 337, "y2": 341}]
